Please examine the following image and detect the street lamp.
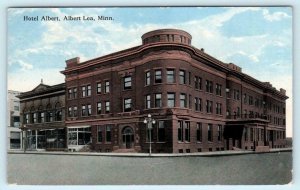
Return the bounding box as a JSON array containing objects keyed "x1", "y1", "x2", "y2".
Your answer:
[{"x1": 144, "y1": 114, "x2": 156, "y2": 156}]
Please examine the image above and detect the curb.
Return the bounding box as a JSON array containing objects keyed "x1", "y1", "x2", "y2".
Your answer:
[{"x1": 7, "y1": 148, "x2": 292, "y2": 157}]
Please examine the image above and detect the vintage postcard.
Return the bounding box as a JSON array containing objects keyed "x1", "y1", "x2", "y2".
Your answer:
[{"x1": 7, "y1": 7, "x2": 292, "y2": 185}]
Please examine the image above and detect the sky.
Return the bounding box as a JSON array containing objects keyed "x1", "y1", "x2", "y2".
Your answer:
[{"x1": 7, "y1": 7, "x2": 292, "y2": 136}]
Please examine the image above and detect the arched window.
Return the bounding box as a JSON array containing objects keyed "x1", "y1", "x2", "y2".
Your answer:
[
  {"x1": 45, "y1": 104, "x2": 53, "y2": 122},
  {"x1": 38, "y1": 105, "x2": 44, "y2": 123},
  {"x1": 55, "y1": 102, "x2": 62, "y2": 121}
]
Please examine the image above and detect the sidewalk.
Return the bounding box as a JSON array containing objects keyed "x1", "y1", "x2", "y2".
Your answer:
[{"x1": 7, "y1": 148, "x2": 292, "y2": 157}]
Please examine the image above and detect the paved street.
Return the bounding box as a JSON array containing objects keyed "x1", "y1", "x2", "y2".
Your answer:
[{"x1": 7, "y1": 151, "x2": 292, "y2": 185}]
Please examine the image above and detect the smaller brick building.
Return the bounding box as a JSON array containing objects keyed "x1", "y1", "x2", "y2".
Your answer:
[{"x1": 18, "y1": 81, "x2": 67, "y2": 151}]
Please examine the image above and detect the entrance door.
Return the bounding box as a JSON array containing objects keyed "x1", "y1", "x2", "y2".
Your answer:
[{"x1": 122, "y1": 127, "x2": 134, "y2": 149}]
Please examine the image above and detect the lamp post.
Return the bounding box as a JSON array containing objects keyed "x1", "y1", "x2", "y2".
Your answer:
[{"x1": 144, "y1": 114, "x2": 156, "y2": 156}]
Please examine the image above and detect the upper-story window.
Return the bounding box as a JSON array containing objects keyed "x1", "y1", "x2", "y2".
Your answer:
[
  {"x1": 81, "y1": 85, "x2": 91, "y2": 97},
  {"x1": 105, "y1": 101, "x2": 110, "y2": 113},
  {"x1": 68, "y1": 89, "x2": 72, "y2": 99},
  {"x1": 145, "y1": 71, "x2": 150, "y2": 86},
  {"x1": 185, "y1": 121, "x2": 190, "y2": 142},
  {"x1": 249, "y1": 96, "x2": 253, "y2": 105},
  {"x1": 180, "y1": 93, "x2": 187, "y2": 108},
  {"x1": 87, "y1": 104, "x2": 92, "y2": 116},
  {"x1": 167, "y1": 69, "x2": 175, "y2": 83},
  {"x1": 81, "y1": 86, "x2": 86, "y2": 97},
  {"x1": 155, "y1": 70, "x2": 162, "y2": 83},
  {"x1": 233, "y1": 89, "x2": 240, "y2": 100},
  {"x1": 105, "y1": 81, "x2": 110, "y2": 93},
  {"x1": 167, "y1": 93, "x2": 175, "y2": 107},
  {"x1": 216, "y1": 83, "x2": 222, "y2": 96},
  {"x1": 73, "y1": 106, "x2": 77, "y2": 117},
  {"x1": 206, "y1": 80, "x2": 213, "y2": 93},
  {"x1": 97, "y1": 102, "x2": 102, "y2": 114},
  {"x1": 216, "y1": 103, "x2": 222, "y2": 115},
  {"x1": 243, "y1": 93, "x2": 247, "y2": 104},
  {"x1": 179, "y1": 70, "x2": 186, "y2": 84},
  {"x1": 195, "y1": 76, "x2": 202, "y2": 90},
  {"x1": 68, "y1": 88, "x2": 77, "y2": 99},
  {"x1": 124, "y1": 76, "x2": 132, "y2": 90},
  {"x1": 206, "y1": 100, "x2": 213, "y2": 113},
  {"x1": 97, "y1": 82, "x2": 102, "y2": 94},
  {"x1": 155, "y1": 93, "x2": 162, "y2": 108},
  {"x1": 87, "y1": 85, "x2": 91, "y2": 96},
  {"x1": 81, "y1": 105, "x2": 86, "y2": 116},
  {"x1": 124, "y1": 98, "x2": 132, "y2": 112},
  {"x1": 145, "y1": 95, "x2": 151, "y2": 109}
]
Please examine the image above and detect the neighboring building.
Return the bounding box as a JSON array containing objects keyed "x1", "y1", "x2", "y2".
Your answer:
[
  {"x1": 59, "y1": 29, "x2": 288, "y2": 153},
  {"x1": 18, "y1": 81, "x2": 66, "y2": 151},
  {"x1": 7, "y1": 90, "x2": 22, "y2": 150}
]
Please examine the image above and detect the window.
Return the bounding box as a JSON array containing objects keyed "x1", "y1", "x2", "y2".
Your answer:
[
  {"x1": 105, "y1": 81, "x2": 110, "y2": 93},
  {"x1": 197, "y1": 123, "x2": 202, "y2": 142},
  {"x1": 68, "y1": 107, "x2": 72, "y2": 117},
  {"x1": 180, "y1": 93, "x2": 187, "y2": 108},
  {"x1": 155, "y1": 93, "x2": 162, "y2": 108},
  {"x1": 206, "y1": 80, "x2": 213, "y2": 93},
  {"x1": 243, "y1": 94, "x2": 247, "y2": 104},
  {"x1": 106, "y1": 125, "x2": 111, "y2": 142},
  {"x1": 81, "y1": 86, "x2": 86, "y2": 97},
  {"x1": 217, "y1": 125, "x2": 222, "y2": 141},
  {"x1": 24, "y1": 113, "x2": 29, "y2": 124},
  {"x1": 87, "y1": 85, "x2": 91, "y2": 96},
  {"x1": 244, "y1": 127, "x2": 248, "y2": 141},
  {"x1": 145, "y1": 71, "x2": 150, "y2": 85},
  {"x1": 237, "y1": 107, "x2": 240, "y2": 117},
  {"x1": 195, "y1": 98, "x2": 199, "y2": 111},
  {"x1": 179, "y1": 70, "x2": 186, "y2": 84},
  {"x1": 39, "y1": 112, "x2": 44, "y2": 123},
  {"x1": 185, "y1": 121, "x2": 190, "y2": 142},
  {"x1": 97, "y1": 82, "x2": 101, "y2": 94},
  {"x1": 97, "y1": 102, "x2": 102, "y2": 114},
  {"x1": 206, "y1": 100, "x2": 213, "y2": 113},
  {"x1": 97, "y1": 126, "x2": 102, "y2": 143},
  {"x1": 167, "y1": 69, "x2": 175, "y2": 83},
  {"x1": 194, "y1": 76, "x2": 202, "y2": 90},
  {"x1": 188, "y1": 72, "x2": 191, "y2": 85},
  {"x1": 73, "y1": 106, "x2": 77, "y2": 117},
  {"x1": 68, "y1": 89, "x2": 72, "y2": 99},
  {"x1": 32, "y1": 113, "x2": 37, "y2": 123},
  {"x1": 124, "y1": 98, "x2": 132, "y2": 112},
  {"x1": 157, "y1": 121, "x2": 165, "y2": 142},
  {"x1": 155, "y1": 70, "x2": 162, "y2": 83},
  {"x1": 81, "y1": 105, "x2": 86, "y2": 116},
  {"x1": 216, "y1": 103, "x2": 222, "y2": 115},
  {"x1": 249, "y1": 96, "x2": 253, "y2": 105},
  {"x1": 145, "y1": 95, "x2": 151, "y2": 109},
  {"x1": 124, "y1": 76, "x2": 132, "y2": 90},
  {"x1": 178, "y1": 120, "x2": 183, "y2": 142},
  {"x1": 167, "y1": 93, "x2": 175, "y2": 107},
  {"x1": 87, "y1": 104, "x2": 92, "y2": 116},
  {"x1": 189, "y1": 94, "x2": 192, "y2": 109},
  {"x1": 73, "y1": 88, "x2": 77, "y2": 98},
  {"x1": 105, "y1": 101, "x2": 110, "y2": 113},
  {"x1": 216, "y1": 83, "x2": 222, "y2": 96},
  {"x1": 208, "y1": 124, "x2": 213, "y2": 142}
]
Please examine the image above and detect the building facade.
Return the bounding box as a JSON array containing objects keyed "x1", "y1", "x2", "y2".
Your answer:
[
  {"x1": 60, "y1": 29, "x2": 288, "y2": 153},
  {"x1": 18, "y1": 82, "x2": 67, "y2": 151},
  {"x1": 7, "y1": 90, "x2": 22, "y2": 150}
]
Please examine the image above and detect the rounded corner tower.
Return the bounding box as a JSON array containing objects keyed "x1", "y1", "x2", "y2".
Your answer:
[{"x1": 141, "y1": 29, "x2": 192, "y2": 46}]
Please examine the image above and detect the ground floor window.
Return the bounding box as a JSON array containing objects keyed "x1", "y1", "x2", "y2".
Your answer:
[
  {"x1": 68, "y1": 127, "x2": 91, "y2": 146},
  {"x1": 10, "y1": 132, "x2": 21, "y2": 149},
  {"x1": 26, "y1": 129, "x2": 66, "y2": 150}
]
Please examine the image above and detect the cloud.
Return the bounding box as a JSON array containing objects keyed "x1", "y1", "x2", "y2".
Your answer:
[
  {"x1": 17, "y1": 60, "x2": 33, "y2": 70},
  {"x1": 262, "y1": 9, "x2": 291, "y2": 22}
]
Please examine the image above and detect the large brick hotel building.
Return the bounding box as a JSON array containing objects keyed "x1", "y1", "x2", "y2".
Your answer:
[{"x1": 19, "y1": 29, "x2": 288, "y2": 153}]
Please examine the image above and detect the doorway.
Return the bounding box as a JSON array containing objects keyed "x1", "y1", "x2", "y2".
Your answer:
[{"x1": 122, "y1": 126, "x2": 134, "y2": 149}]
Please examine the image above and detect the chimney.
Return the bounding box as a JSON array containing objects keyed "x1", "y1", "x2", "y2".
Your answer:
[
  {"x1": 66, "y1": 57, "x2": 80, "y2": 68},
  {"x1": 280, "y1": 88, "x2": 286, "y2": 95}
]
